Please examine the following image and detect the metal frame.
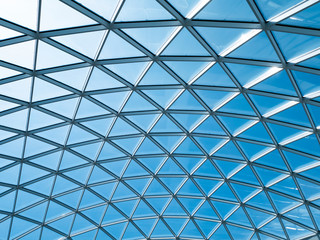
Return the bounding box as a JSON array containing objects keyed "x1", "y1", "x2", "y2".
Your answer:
[{"x1": 0, "y1": 0, "x2": 320, "y2": 239}]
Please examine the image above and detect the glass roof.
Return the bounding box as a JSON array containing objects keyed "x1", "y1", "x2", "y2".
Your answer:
[{"x1": 0, "y1": 0, "x2": 320, "y2": 239}]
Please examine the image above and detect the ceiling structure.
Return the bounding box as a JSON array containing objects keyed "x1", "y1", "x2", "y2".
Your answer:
[{"x1": 0, "y1": 0, "x2": 320, "y2": 239}]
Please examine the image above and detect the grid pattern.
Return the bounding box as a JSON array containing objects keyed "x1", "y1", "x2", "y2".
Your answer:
[{"x1": 0, "y1": 0, "x2": 320, "y2": 239}]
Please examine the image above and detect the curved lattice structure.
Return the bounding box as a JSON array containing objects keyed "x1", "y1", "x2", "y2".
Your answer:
[{"x1": 0, "y1": 0, "x2": 320, "y2": 239}]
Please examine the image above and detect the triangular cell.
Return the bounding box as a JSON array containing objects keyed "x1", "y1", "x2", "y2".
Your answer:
[{"x1": 162, "y1": 28, "x2": 210, "y2": 56}]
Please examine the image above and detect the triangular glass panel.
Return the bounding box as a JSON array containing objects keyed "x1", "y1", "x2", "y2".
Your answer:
[
  {"x1": 212, "y1": 201, "x2": 238, "y2": 219},
  {"x1": 136, "y1": 157, "x2": 166, "y2": 173},
  {"x1": 227, "y1": 207, "x2": 252, "y2": 227},
  {"x1": 24, "y1": 136, "x2": 55, "y2": 157},
  {"x1": 194, "y1": 200, "x2": 219, "y2": 220},
  {"x1": 125, "y1": 178, "x2": 150, "y2": 195},
  {"x1": 133, "y1": 218, "x2": 157, "y2": 236},
  {"x1": 194, "y1": 136, "x2": 226, "y2": 155},
  {"x1": 71, "y1": 141, "x2": 102, "y2": 159},
  {"x1": 79, "y1": 189, "x2": 104, "y2": 208},
  {"x1": 273, "y1": 31, "x2": 320, "y2": 61},
  {"x1": 151, "y1": 114, "x2": 182, "y2": 133},
  {"x1": 136, "y1": 137, "x2": 164, "y2": 155},
  {"x1": 0, "y1": 137, "x2": 25, "y2": 158},
  {"x1": 109, "y1": 118, "x2": 139, "y2": 136},
  {"x1": 36, "y1": 41, "x2": 80, "y2": 69},
  {"x1": 227, "y1": 225, "x2": 253, "y2": 239},
  {"x1": 101, "y1": 205, "x2": 126, "y2": 225},
  {"x1": 35, "y1": 125, "x2": 69, "y2": 145},
  {"x1": 88, "y1": 165, "x2": 114, "y2": 184},
  {"x1": 116, "y1": 0, "x2": 174, "y2": 22},
  {"x1": 103, "y1": 222, "x2": 126, "y2": 239},
  {"x1": 76, "y1": 98, "x2": 109, "y2": 119},
  {"x1": 71, "y1": 214, "x2": 95, "y2": 234},
  {"x1": 139, "y1": 62, "x2": 179, "y2": 85},
  {"x1": 132, "y1": 199, "x2": 156, "y2": 218},
  {"x1": 112, "y1": 137, "x2": 142, "y2": 154},
  {"x1": 123, "y1": 92, "x2": 156, "y2": 112},
  {"x1": 252, "y1": 70, "x2": 297, "y2": 96},
  {"x1": 254, "y1": 150, "x2": 287, "y2": 171},
  {"x1": 142, "y1": 89, "x2": 181, "y2": 108},
  {"x1": 193, "y1": 116, "x2": 226, "y2": 135},
  {"x1": 196, "y1": 27, "x2": 255, "y2": 55},
  {"x1": 53, "y1": 30, "x2": 105, "y2": 58},
  {"x1": 269, "y1": 192, "x2": 301, "y2": 213},
  {"x1": 296, "y1": 178, "x2": 320, "y2": 201},
  {"x1": 123, "y1": 160, "x2": 149, "y2": 177},
  {"x1": 238, "y1": 122, "x2": 272, "y2": 143},
  {"x1": 211, "y1": 183, "x2": 237, "y2": 201},
  {"x1": 162, "y1": 28, "x2": 210, "y2": 56},
  {"x1": 99, "y1": 31, "x2": 145, "y2": 59},
  {"x1": 126, "y1": 114, "x2": 159, "y2": 131},
  {"x1": 231, "y1": 165, "x2": 260, "y2": 185},
  {"x1": 124, "y1": 27, "x2": 176, "y2": 54},
  {"x1": 59, "y1": 151, "x2": 88, "y2": 170},
  {"x1": 171, "y1": 113, "x2": 204, "y2": 131},
  {"x1": 93, "y1": 91, "x2": 129, "y2": 111},
  {"x1": 113, "y1": 199, "x2": 138, "y2": 216},
  {"x1": 213, "y1": 141, "x2": 244, "y2": 160},
  {"x1": 159, "y1": 177, "x2": 186, "y2": 194},
  {"x1": 237, "y1": 141, "x2": 274, "y2": 161},
  {"x1": 146, "y1": 197, "x2": 170, "y2": 214},
  {"x1": 122, "y1": 222, "x2": 144, "y2": 240},
  {"x1": 218, "y1": 94, "x2": 255, "y2": 116},
  {"x1": 180, "y1": 219, "x2": 203, "y2": 238},
  {"x1": 193, "y1": 159, "x2": 222, "y2": 178},
  {"x1": 100, "y1": 160, "x2": 128, "y2": 177},
  {"x1": 86, "y1": 67, "x2": 124, "y2": 91},
  {"x1": 82, "y1": 117, "x2": 114, "y2": 136},
  {"x1": 144, "y1": 179, "x2": 169, "y2": 196},
  {"x1": 195, "y1": 90, "x2": 235, "y2": 110},
  {"x1": 271, "y1": 103, "x2": 311, "y2": 127},
  {"x1": 228, "y1": 32, "x2": 279, "y2": 61},
  {"x1": 91, "y1": 182, "x2": 116, "y2": 200},
  {"x1": 286, "y1": 134, "x2": 320, "y2": 157},
  {"x1": 28, "y1": 108, "x2": 63, "y2": 130},
  {"x1": 213, "y1": 157, "x2": 241, "y2": 182},
  {"x1": 46, "y1": 67, "x2": 89, "y2": 91},
  {"x1": 283, "y1": 219, "x2": 314, "y2": 240},
  {"x1": 0, "y1": 78, "x2": 31, "y2": 101},
  {"x1": 0, "y1": 40, "x2": 35, "y2": 69},
  {"x1": 174, "y1": 137, "x2": 203, "y2": 155},
  {"x1": 42, "y1": 97, "x2": 79, "y2": 118},
  {"x1": 194, "y1": 178, "x2": 222, "y2": 196},
  {"x1": 164, "y1": 61, "x2": 209, "y2": 83},
  {"x1": 246, "y1": 191, "x2": 273, "y2": 212},
  {"x1": 196, "y1": 219, "x2": 219, "y2": 238},
  {"x1": 164, "y1": 199, "x2": 186, "y2": 216},
  {"x1": 112, "y1": 182, "x2": 137, "y2": 200},
  {"x1": 175, "y1": 156, "x2": 204, "y2": 174},
  {"x1": 170, "y1": 90, "x2": 205, "y2": 110},
  {"x1": 284, "y1": 205, "x2": 314, "y2": 228},
  {"x1": 231, "y1": 183, "x2": 260, "y2": 202},
  {"x1": 178, "y1": 197, "x2": 203, "y2": 215},
  {"x1": 67, "y1": 125, "x2": 97, "y2": 144},
  {"x1": 195, "y1": 0, "x2": 257, "y2": 21},
  {"x1": 150, "y1": 219, "x2": 173, "y2": 238},
  {"x1": 246, "y1": 207, "x2": 274, "y2": 228},
  {"x1": 178, "y1": 178, "x2": 203, "y2": 196},
  {"x1": 249, "y1": 93, "x2": 296, "y2": 117},
  {"x1": 40, "y1": 0, "x2": 96, "y2": 31},
  {"x1": 76, "y1": 0, "x2": 119, "y2": 21},
  {"x1": 192, "y1": 63, "x2": 236, "y2": 87}
]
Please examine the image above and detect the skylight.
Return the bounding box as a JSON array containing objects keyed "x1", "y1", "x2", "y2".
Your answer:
[{"x1": 0, "y1": 0, "x2": 320, "y2": 239}]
